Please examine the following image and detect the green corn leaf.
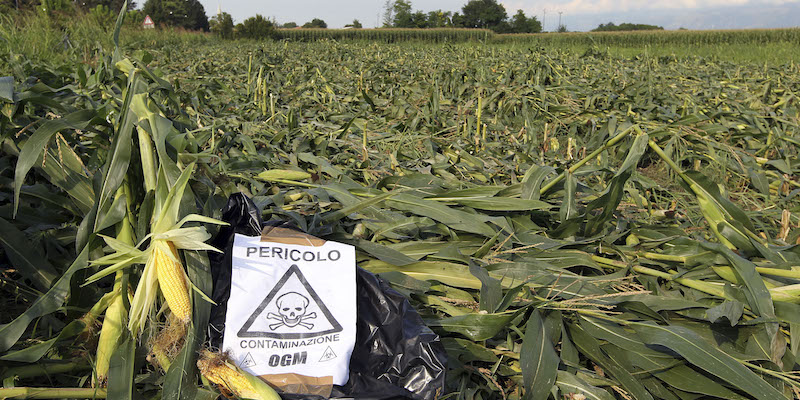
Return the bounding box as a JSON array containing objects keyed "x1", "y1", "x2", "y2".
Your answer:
[
  {"x1": 107, "y1": 333, "x2": 136, "y2": 400},
  {"x1": 632, "y1": 323, "x2": 785, "y2": 400},
  {"x1": 386, "y1": 193, "x2": 496, "y2": 236},
  {"x1": 428, "y1": 310, "x2": 521, "y2": 341},
  {"x1": 0, "y1": 76, "x2": 14, "y2": 102},
  {"x1": 555, "y1": 371, "x2": 615, "y2": 400},
  {"x1": 13, "y1": 109, "x2": 96, "y2": 217},
  {"x1": 559, "y1": 172, "x2": 577, "y2": 223},
  {"x1": 521, "y1": 165, "x2": 555, "y2": 201},
  {"x1": 469, "y1": 262, "x2": 502, "y2": 313},
  {"x1": 584, "y1": 133, "x2": 648, "y2": 235},
  {"x1": 521, "y1": 310, "x2": 559, "y2": 400},
  {"x1": 0, "y1": 245, "x2": 90, "y2": 352},
  {"x1": 0, "y1": 217, "x2": 58, "y2": 291},
  {"x1": 570, "y1": 324, "x2": 654, "y2": 400}
]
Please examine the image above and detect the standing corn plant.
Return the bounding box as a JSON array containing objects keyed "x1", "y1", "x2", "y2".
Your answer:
[{"x1": 0, "y1": 6, "x2": 279, "y2": 399}]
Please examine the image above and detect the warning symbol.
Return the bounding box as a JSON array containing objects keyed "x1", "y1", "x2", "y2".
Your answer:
[
  {"x1": 240, "y1": 353, "x2": 256, "y2": 368},
  {"x1": 267, "y1": 292, "x2": 316, "y2": 330},
  {"x1": 238, "y1": 265, "x2": 342, "y2": 339},
  {"x1": 319, "y1": 346, "x2": 337, "y2": 362},
  {"x1": 142, "y1": 15, "x2": 155, "y2": 29}
]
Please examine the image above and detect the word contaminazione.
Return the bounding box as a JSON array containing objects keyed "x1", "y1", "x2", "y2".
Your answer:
[{"x1": 239, "y1": 334, "x2": 341, "y2": 349}]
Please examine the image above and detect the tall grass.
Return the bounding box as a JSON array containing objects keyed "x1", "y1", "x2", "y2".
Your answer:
[{"x1": 0, "y1": 12, "x2": 213, "y2": 76}]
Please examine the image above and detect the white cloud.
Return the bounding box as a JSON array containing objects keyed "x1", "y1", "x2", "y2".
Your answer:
[{"x1": 500, "y1": 0, "x2": 797, "y2": 16}]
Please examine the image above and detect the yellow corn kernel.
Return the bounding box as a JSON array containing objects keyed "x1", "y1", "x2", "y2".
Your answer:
[
  {"x1": 155, "y1": 241, "x2": 191, "y2": 323},
  {"x1": 197, "y1": 351, "x2": 260, "y2": 399}
]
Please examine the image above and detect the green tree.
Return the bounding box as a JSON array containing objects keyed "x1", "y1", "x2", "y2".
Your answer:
[
  {"x1": 282, "y1": 21, "x2": 297, "y2": 28},
  {"x1": 345, "y1": 19, "x2": 362, "y2": 28},
  {"x1": 38, "y1": 0, "x2": 71, "y2": 14},
  {"x1": 391, "y1": 0, "x2": 413, "y2": 27},
  {"x1": 510, "y1": 9, "x2": 541, "y2": 33},
  {"x1": 88, "y1": 4, "x2": 114, "y2": 26},
  {"x1": 0, "y1": 0, "x2": 37, "y2": 12},
  {"x1": 210, "y1": 11, "x2": 234, "y2": 39},
  {"x1": 124, "y1": 9, "x2": 144, "y2": 26},
  {"x1": 426, "y1": 10, "x2": 452, "y2": 27},
  {"x1": 141, "y1": 0, "x2": 209, "y2": 31},
  {"x1": 75, "y1": 0, "x2": 134, "y2": 13},
  {"x1": 410, "y1": 10, "x2": 428, "y2": 28},
  {"x1": 451, "y1": 12, "x2": 465, "y2": 27},
  {"x1": 592, "y1": 22, "x2": 664, "y2": 32},
  {"x1": 381, "y1": 0, "x2": 394, "y2": 27},
  {"x1": 460, "y1": 0, "x2": 507, "y2": 31},
  {"x1": 511, "y1": 10, "x2": 530, "y2": 33},
  {"x1": 236, "y1": 14, "x2": 276, "y2": 38},
  {"x1": 302, "y1": 18, "x2": 327, "y2": 28}
]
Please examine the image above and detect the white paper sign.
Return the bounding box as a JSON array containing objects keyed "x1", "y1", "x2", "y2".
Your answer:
[{"x1": 222, "y1": 233, "x2": 356, "y2": 386}]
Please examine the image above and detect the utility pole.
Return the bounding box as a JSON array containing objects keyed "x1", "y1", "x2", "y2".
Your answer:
[
  {"x1": 543, "y1": 9, "x2": 546, "y2": 32},
  {"x1": 558, "y1": 11, "x2": 562, "y2": 30}
]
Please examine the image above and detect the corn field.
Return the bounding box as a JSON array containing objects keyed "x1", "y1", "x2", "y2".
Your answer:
[
  {"x1": 273, "y1": 27, "x2": 800, "y2": 47},
  {"x1": 277, "y1": 28, "x2": 493, "y2": 43},
  {"x1": 494, "y1": 27, "x2": 800, "y2": 46},
  {"x1": 2, "y1": 9, "x2": 800, "y2": 400}
]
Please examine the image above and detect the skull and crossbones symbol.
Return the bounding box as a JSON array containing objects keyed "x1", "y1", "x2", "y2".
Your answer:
[{"x1": 267, "y1": 292, "x2": 316, "y2": 330}]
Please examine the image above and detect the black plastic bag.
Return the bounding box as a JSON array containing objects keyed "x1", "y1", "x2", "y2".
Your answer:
[{"x1": 207, "y1": 193, "x2": 447, "y2": 400}]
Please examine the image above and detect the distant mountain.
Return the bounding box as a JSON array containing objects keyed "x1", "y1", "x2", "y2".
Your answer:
[{"x1": 560, "y1": 3, "x2": 800, "y2": 32}]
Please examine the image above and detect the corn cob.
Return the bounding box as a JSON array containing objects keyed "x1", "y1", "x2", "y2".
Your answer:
[
  {"x1": 197, "y1": 351, "x2": 261, "y2": 399},
  {"x1": 155, "y1": 241, "x2": 191, "y2": 323},
  {"x1": 93, "y1": 274, "x2": 125, "y2": 387},
  {"x1": 95, "y1": 211, "x2": 133, "y2": 387}
]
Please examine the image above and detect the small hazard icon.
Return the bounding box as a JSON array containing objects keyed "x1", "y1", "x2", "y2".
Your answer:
[
  {"x1": 142, "y1": 15, "x2": 154, "y2": 28},
  {"x1": 319, "y1": 346, "x2": 337, "y2": 362},
  {"x1": 238, "y1": 265, "x2": 342, "y2": 339},
  {"x1": 240, "y1": 352, "x2": 257, "y2": 368}
]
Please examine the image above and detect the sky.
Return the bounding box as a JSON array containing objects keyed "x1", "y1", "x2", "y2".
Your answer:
[{"x1": 196, "y1": 0, "x2": 800, "y2": 31}]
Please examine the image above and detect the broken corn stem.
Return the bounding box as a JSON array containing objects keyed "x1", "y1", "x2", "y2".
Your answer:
[{"x1": 592, "y1": 255, "x2": 727, "y2": 298}]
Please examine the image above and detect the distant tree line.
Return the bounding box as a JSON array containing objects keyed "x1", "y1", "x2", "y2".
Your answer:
[
  {"x1": 276, "y1": 19, "x2": 328, "y2": 29},
  {"x1": 142, "y1": 0, "x2": 208, "y2": 31},
  {"x1": 382, "y1": 0, "x2": 542, "y2": 33},
  {"x1": 209, "y1": 0, "x2": 544, "y2": 40},
  {"x1": 592, "y1": 22, "x2": 664, "y2": 32},
  {"x1": 208, "y1": 13, "x2": 336, "y2": 40},
  {"x1": 1, "y1": 0, "x2": 574, "y2": 35}
]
